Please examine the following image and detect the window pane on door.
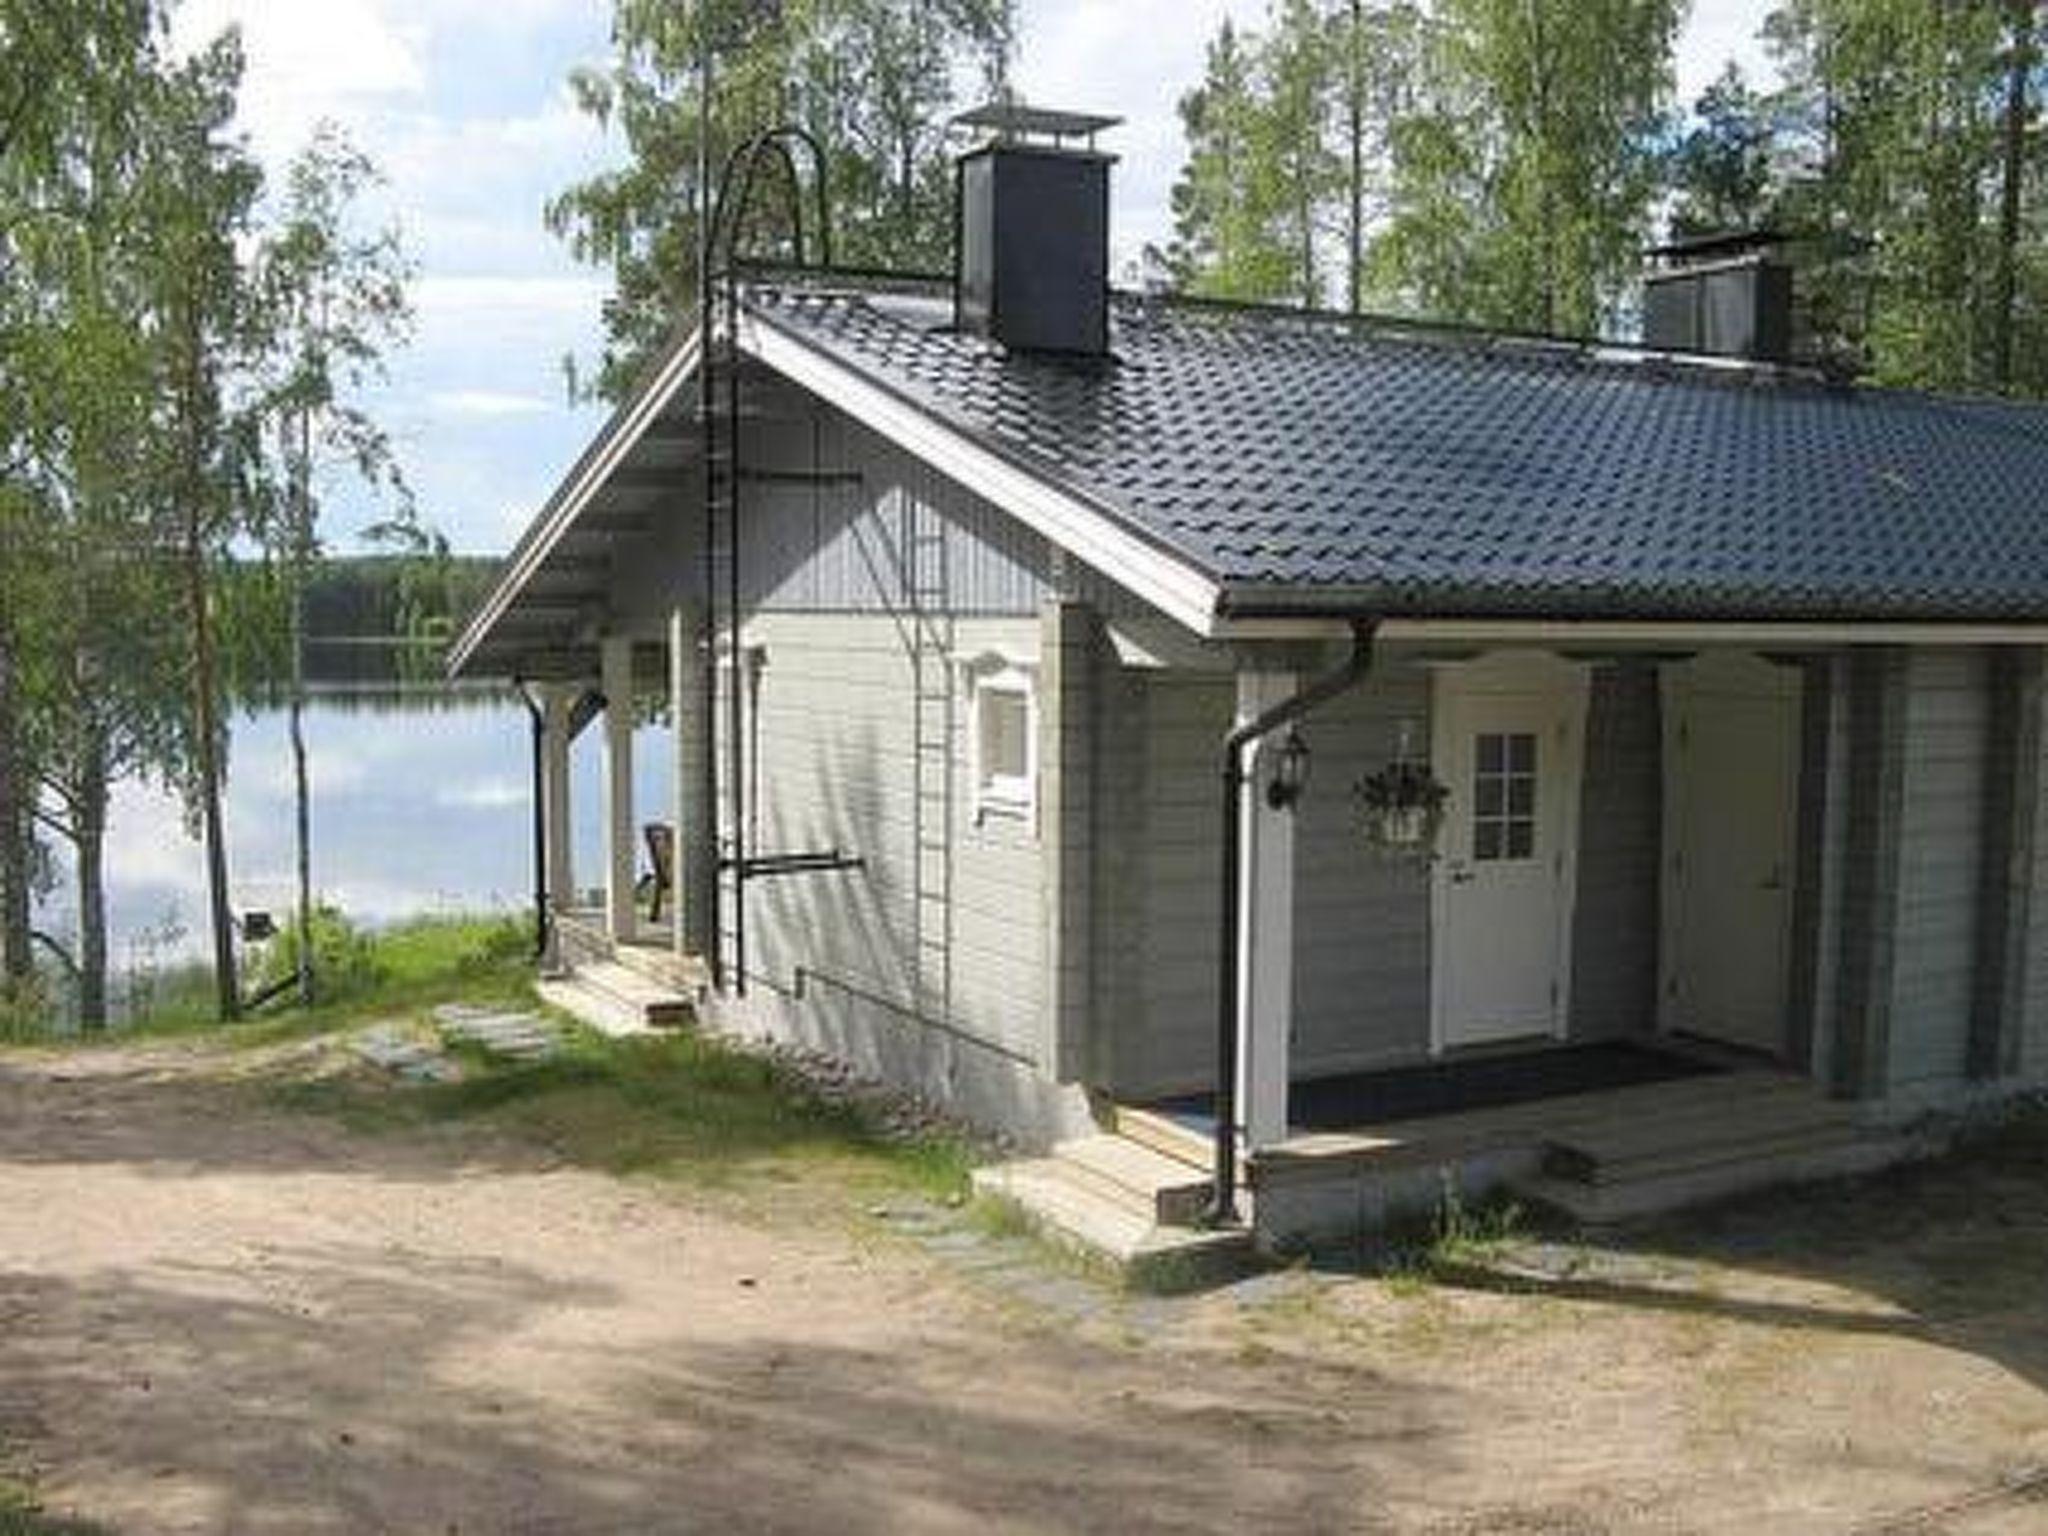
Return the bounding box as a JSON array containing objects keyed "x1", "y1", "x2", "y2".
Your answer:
[{"x1": 1472, "y1": 730, "x2": 1538, "y2": 863}]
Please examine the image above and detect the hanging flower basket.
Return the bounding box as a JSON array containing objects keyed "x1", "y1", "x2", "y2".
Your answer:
[{"x1": 1354, "y1": 758, "x2": 1449, "y2": 858}]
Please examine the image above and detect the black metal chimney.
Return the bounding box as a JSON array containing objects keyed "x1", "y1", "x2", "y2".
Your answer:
[
  {"x1": 1643, "y1": 230, "x2": 1793, "y2": 363},
  {"x1": 952, "y1": 104, "x2": 1121, "y2": 356}
]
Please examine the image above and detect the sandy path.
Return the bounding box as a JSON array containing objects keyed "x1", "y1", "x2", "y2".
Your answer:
[{"x1": 1, "y1": 1044, "x2": 2044, "y2": 1535}]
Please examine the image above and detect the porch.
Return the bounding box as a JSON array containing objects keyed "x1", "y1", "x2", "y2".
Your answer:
[
  {"x1": 540, "y1": 908, "x2": 705, "y2": 1034},
  {"x1": 978, "y1": 1039, "x2": 1914, "y2": 1268}
]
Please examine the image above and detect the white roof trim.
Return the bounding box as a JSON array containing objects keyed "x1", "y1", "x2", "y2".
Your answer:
[
  {"x1": 1215, "y1": 616, "x2": 2048, "y2": 647},
  {"x1": 448, "y1": 331, "x2": 702, "y2": 676},
  {"x1": 740, "y1": 309, "x2": 1223, "y2": 636}
]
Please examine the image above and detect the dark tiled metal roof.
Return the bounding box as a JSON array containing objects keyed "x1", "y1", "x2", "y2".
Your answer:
[{"x1": 747, "y1": 278, "x2": 2048, "y2": 622}]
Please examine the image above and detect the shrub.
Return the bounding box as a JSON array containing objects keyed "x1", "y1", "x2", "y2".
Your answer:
[{"x1": 257, "y1": 904, "x2": 386, "y2": 1005}]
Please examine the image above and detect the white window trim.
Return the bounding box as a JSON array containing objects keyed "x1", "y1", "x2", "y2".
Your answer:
[{"x1": 967, "y1": 661, "x2": 1039, "y2": 828}]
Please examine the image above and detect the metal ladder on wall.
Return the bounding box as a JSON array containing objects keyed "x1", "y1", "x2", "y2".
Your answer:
[
  {"x1": 702, "y1": 264, "x2": 747, "y2": 991},
  {"x1": 695, "y1": 124, "x2": 837, "y2": 996},
  {"x1": 908, "y1": 493, "x2": 955, "y2": 1042}
]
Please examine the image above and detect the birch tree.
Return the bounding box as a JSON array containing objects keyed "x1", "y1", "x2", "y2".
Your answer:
[
  {"x1": 251, "y1": 124, "x2": 413, "y2": 1007},
  {"x1": 550, "y1": 0, "x2": 1011, "y2": 402},
  {"x1": 140, "y1": 33, "x2": 265, "y2": 1022}
]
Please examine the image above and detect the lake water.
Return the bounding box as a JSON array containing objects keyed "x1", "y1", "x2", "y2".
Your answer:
[{"x1": 67, "y1": 700, "x2": 680, "y2": 976}]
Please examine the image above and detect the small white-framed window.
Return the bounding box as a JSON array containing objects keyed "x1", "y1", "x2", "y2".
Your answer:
[{"x1": 971, "y1": 665, "x2": 1038, "y2": 825}]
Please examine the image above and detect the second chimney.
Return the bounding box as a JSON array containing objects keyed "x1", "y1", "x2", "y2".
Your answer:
[{"x1": 1643, "y1": 231, "x2": 1793, "y2": 364}]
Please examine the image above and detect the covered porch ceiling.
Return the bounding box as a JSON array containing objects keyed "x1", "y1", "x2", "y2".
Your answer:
[{"x1": 448, "y1": 332, "x2": 703, "y2": 682}]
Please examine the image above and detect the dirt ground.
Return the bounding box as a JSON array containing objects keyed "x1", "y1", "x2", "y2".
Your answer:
[{"x1": 2, "y1": 1038, "x2": 2046, "y2": 1536}]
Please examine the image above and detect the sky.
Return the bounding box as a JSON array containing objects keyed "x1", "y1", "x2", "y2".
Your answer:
[{"x1": 169, "y1": 0, "x2": 1782, "y2": 561}]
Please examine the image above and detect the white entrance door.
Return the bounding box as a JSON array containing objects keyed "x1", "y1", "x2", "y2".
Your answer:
[
  {"x1": 1431, "y1": 658, "x2": 1589, "y2": 1051},
  {"x1": 1660, "y1": 653, "x2": 1801, "y2": 1056}
]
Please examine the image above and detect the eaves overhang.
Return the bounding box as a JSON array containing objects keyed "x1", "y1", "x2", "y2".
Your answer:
[{"x1": 447, "y1": 329, "x2": 703, "y2": 680}]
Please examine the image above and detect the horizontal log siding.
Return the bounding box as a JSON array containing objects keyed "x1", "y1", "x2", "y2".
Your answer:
[
  {"x1": 1120, "y1": 675, "x2": 1231, "y2": 1093},
  {"x1": 1569, "y1": 663, "x2": 1662, "y2": 1043},
  {"x1": 1887, "y1": 648, "x2": 1990, "y2": 1097},
  {"x1": 1289, "y1": 665, "x2": 1435, "y2": 1074},
  {"x1": 741, "y1": 613, "x2": 1051, "y2": 1071},
  {"x1": 1114, "y1": 657, "x2": 1665, "y2": 1097}
]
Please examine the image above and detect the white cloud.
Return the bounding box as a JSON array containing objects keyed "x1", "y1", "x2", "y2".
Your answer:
[
  {"x1": 172, "y1": 0, "x2": 428, "y2": 158},
  {"x1": 414, "y1": 273, "x2": 609, "y2": 321},
  {"x1": 430, "y1": 389, "x2": 551, "y2": 419},
  {"x1": 435, "y1": 776, "x2": 529, "y2": 810}
]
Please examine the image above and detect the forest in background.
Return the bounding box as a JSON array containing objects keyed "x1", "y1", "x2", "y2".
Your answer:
[
  {"x1": 1160, "y1": 0, "x2": 2047, "y2": 396},
  {"x1": 552, "y1": 1, "x2": 2048, "y2": 401}
]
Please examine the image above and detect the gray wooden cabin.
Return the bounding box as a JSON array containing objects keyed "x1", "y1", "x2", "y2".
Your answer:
[{"x1": 451, "y1": 117, "x2": 2048, "y2": 1257}]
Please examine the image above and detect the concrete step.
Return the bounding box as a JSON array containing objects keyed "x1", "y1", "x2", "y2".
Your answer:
[
  {"x1": 535, "y1": 976, "x2": 660, "y2": 1039},
  {"x1": 1052, "y1": 1133, "x2": 1213, "y2": 1227},
  {"x1": 566, "y1": 960, "x2": 692, "y2": 1029},
  {"x1": 971, "y1": 1158, "x2": 1254, "y2": 1291},
  {"x1": 1513, "y1": 1132, "x2": 1913, "y2": 1225}
]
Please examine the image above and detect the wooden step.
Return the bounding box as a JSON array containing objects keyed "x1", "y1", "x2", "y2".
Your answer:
[
  {"x1": 568, "y1": 960, "x2": 692, "y2": 1029},
  {"x1": 970, "y1": 1158, "x2": 1254, "y2": 1291},
  {"x1": 1544, "y1": 1094, "x2": 1861, "y2": 1185},
  {"x1": 606, "y1": 942, "x2": 710, "y2": 1001},
  {"x1": 1514, "y1": 1132, "x2": 1913, "y2": 1225},
  {"x1": 1053, "y1": 1134, "x2": 1213, "y2": 1227},
  {"x1": 1106, "y1": 1104, "x2": 1211, "y2": 1170},
  {"x1": 535, "y1": 976, "x2": 657, "y2": 1039}
]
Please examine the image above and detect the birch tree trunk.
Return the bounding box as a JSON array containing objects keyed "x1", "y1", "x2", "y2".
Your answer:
[
  {"x1": 74, "y1": 734, "x2": 109, "y2": 1031},
  {"x1": 0, "y1": 638, "x2": 30, "y2": 985}
]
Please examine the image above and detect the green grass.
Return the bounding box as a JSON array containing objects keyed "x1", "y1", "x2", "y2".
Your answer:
[
  {"x1": 279, "y1": 1021, "x2": 975, "y2": 1209},
  {"x1": 0, "y1": 1476, "x2": 109, "y2": 1536},
  {"x1": 117, "y1": 913, "x2": 536, "y2": 1046},
  {"x1": 8, "y1": 905, "x2": 973, "y2": 1211},
  {"x1": 1374, "y1": 1173, "x2": 1529, "y2": 1289}
]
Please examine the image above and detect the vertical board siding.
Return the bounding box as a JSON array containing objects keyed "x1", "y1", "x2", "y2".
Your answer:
[
  {"x1": 741, "y1": 412, "x2": 1054, "y2": 617},
  {"x1": 1887, "y1": 648, "x2": 1989, "y2": 1096},
  {"x1": 1568, "y1": 664, "x2": 1663, "y2": 1043}
]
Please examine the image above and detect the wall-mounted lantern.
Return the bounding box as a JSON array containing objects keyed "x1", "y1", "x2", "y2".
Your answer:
[{"x1": 1265, "y1": 728, "x2": 1312, "y2": 811}]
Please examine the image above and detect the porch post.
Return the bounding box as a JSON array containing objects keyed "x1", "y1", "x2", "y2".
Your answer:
[
  {"x1": 671, "y1": 602, "x2": 714, "y2": 960},
  {"x1": 1235, "y1": 670, "x2": 1298, "y2": 1151},
  {"x1": 1833, "y1": 646, "x2": 1908, "y2": 1100},
  {"x1": 1969, "y1": 646, "x2": 2044, "y2": 1080},
  {"x1": 539, "y1": 682, "x2": 577, "y2": 965},
  {"x1": 601, "y1": 634, "x2": 637, "y2": 942}
]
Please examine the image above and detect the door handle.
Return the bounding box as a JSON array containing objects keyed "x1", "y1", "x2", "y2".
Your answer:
[{"x1": 1449, "y1": 866, "x2": 1475, "y2": 885}]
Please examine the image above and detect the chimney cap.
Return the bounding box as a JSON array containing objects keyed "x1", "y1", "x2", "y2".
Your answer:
[
  {"x1": 951, "y1": 102, "x2": 1121, "y2": 149},
  {"x1": 1644, "y1": 228, "x2": 1788, "y2": 266}
]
